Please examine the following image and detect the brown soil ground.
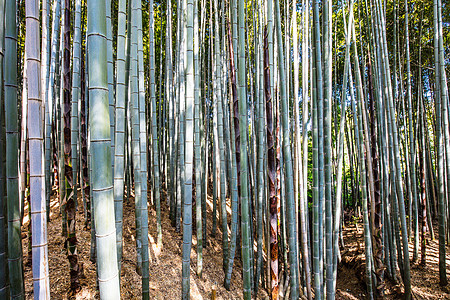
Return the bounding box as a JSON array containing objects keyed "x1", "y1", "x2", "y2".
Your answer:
[
  {"x1": 21, "y1": 190, "x2": 450, "y2": 299},
  {"x1": 336, "y1": 221, "x2": 450, "y2": 299},
  {"x1": 22, "y1": 188, "x2": 269, "y2": 299}
]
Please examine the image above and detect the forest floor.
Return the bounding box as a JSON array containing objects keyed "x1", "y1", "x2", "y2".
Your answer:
[
  {"x1": 336, "y1": 220, "x2": 450, "y2": 299},
  {"x1": 22, "y1": 187, "x2": 269, "y2": 299},
  {"x1": 21, "y1": 188, "x2": 450, "y2": 299}
]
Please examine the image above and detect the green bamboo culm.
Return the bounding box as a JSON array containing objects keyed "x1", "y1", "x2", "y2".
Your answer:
[
  {"x1": 71, "y1": 0, "x2": 82, "y2": 219},
  {"x1": 172, "y1": 0, "x2": 183, "y2": 231},
  {"x1": 181, "y1": 0, "x2": 194, "y2": 295},
  {"x1": 0, "y1": 0, "x2": 9, "y2": 295},
  {"x1": 149, "y1": 0, "x2": 162, "y2": 249},
  {"x1": 211, "y1": 2, "x2": 219, "y2": 240},
  {"x1": 213, "y1": 0, "x2": 228, "y2": 271},
  {"x1": 354, "y1": 75, "x2": 374, "y2": 300},
  {"x1": 433, "y1": 0, "x2": 447, "y2": 286},
  {"x1": 5, "y1": 0, "x2": 25, "y2": 294},
  {"x1": 45, "y1": 0, "x2": 61, "y2": 220},
  {"x1": 351, "y1": 21, "x2": 374, "y2": 298},
  {"x1": 26, "y1": 0, "x2": 51, "y2": 294},
  {"x1": 254, "y1": 0, "x2": 264, "y2": 292},
  {"x1": 332, "y1": 1, "x2": 353, "y2": 293},
  {"x1": 323, "y1": 0, "x2": 334, "y2": 296},
  {"x1": 224, "y1": 93, "x2": 240, "y2": 291},
  {"x1": 301, "y1": 7, "x2": 310, "y2": 296},
  {"x1": 274, "y1": 0, "x2": 299, "y2": 297},
  {"x1": 300, "y1": 0, "x2": 312, "y2": 297},
  {"x1": 166, "y1": 0, "x2": 174, "y2": 222},
  {"x1": 237, "y1": 0, "x2": 251, "y2": 296},
  {"x1": 171, "y1": 0, "x2": 181, "y2": 230},
  {"x1": 41, "y1": 0, "x2": 51, "y2": 224},
  {"x1": 136, "y1": 0, "x2": 150, "y2": 294},
  {"x1": 403, "y1": 0, "x2": 419, "y2": 264},
  {"x1": 177, "y1": 0, "x2": 187, "y2": 235},
  {"x1": 312, "y1": 0, "x2": 323, "y2": 297},
  {"x1": 193, "y1": 0, "x2": 203, "y2": 278},
  {"x1": 86, "y1": 0, "x2": 121, "y2": 295},
  {"x1": 224, "y1": 14, "x2": 240, "y2": 290},
  {"x1": 131, "y1": 0, "x2": 143, "y2": 275},
  {"x1": 59, "y1": 0, "x2": 67, "y2": 237},
  {"x1": 63, "y1": 0, "x2": 82, "y2": 291},
  {"x1": 114, "y1": 0, "x2": 128, "y2": 270},
  {"x1": 106, "y1": 0, "x2": 115, "y2": 172}
]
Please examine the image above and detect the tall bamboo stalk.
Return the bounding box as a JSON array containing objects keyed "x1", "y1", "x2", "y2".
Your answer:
[
  {"x1": 71, "y1": 0, "x2": 82, "y2": 215},
  {"x1": 148, "y1": 0, "x2": 162, "y2": 249},
  {"x1": 213, "y1": 0, "x2": 228, "y2": 269},
  {"x1": 87, "y1": 0, "x2": 121, "y2": 295},
  {"x1": 106, "y1": 0, "x2": 115, "y2": 171},
  {"x1": 433, "y1": 0, "x2": 447, "y2": 285},
  {"x1": 176, "y1": 0, "x2": 186, "y2": 233},
  {"x1": 194, "y1": 0, "x2": 202, "y2": 277},
  {"x1": 254, "y1": 0, "x2": 264, "y2": 292},
  {"x1": 59, "y1": 0, "x2": 66, "y2": 235},
  {"x1": 403, "y1": 0, "x2": 418, "y2": 263},
  {"x1": 0, "y1": 0, "x2": 7, "y2": 295},
  {"x1": 136, "y1": 0, "x2": 150, "y2": 294},
  {"x1": 224, "y1": 17, "x2": 240, "y2": 290},
  {"x1": 419, "y1": 89, "x2": 427, "y2": 267},
  {"x1": 323, "y1": 0, "x2": 334, "y2": 296},
  {"x1": 274, "y1": 0, "x2": 299, "y2": 296},
  {"x1": 114, "y1": 0, "x2": 127, "y2": 269},
  {"x1": 167, "y1": 0, "x2": 174, "y2": 218},
  {"x1": 333, "y1": 2, "x2": 353, "y2": 294},
  {"x1": 63, "y1": 0, "x2": 82, "y2": 291},
  {"x1": 238, "y1": 0, "x2": 251, "y2": 295},
  {"x1": 130, "y1": 0, "x2": 143, "y2": 274},
  {"x1": 312, "y1": 0, "x2": 324, "y2": 296},
  {"x1": 46, "y1": 0, "x2": 62, "y2": 219},
  {"x1": 301, "y1": 2, "x2": 312, "y2": 298},
  {"x1": 5, "y1": 0, "x2": 25, "y2": 294},
  {"x1": 26, "y1": 0, "x2": 50, "y2": 295},
  {"x1": 181, "y1": 0, "x2": 194, "y2": 295},
  {"x1": 19, "y1": 59, "x2": 27, "y2": 222},
  {"x1": 350, "y1": 20, "x2": 375, "y2": 298},
  {"x1": 41, "y1": 0, "x2": 50, "y2": 225}
]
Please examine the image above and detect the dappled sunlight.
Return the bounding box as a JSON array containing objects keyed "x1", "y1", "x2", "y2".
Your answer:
[{"x1": 147, "y1": 232, "x2": 161, "y2": 263}]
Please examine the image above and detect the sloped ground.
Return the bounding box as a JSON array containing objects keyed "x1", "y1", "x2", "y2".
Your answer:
[
  {"x1": 336, "y1": 221, "x2": 450, "y2": 299},
  {"x1": 22, "y1": 188, "x2": 268, "y2": 299},
  {"x1": 21, "y1": 191, "x2": 450, "y2": 299}
]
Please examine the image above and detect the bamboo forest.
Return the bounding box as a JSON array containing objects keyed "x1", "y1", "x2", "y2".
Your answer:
[{"x1": 0, "y1": 0, "x2": 449, "y2": 297}]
